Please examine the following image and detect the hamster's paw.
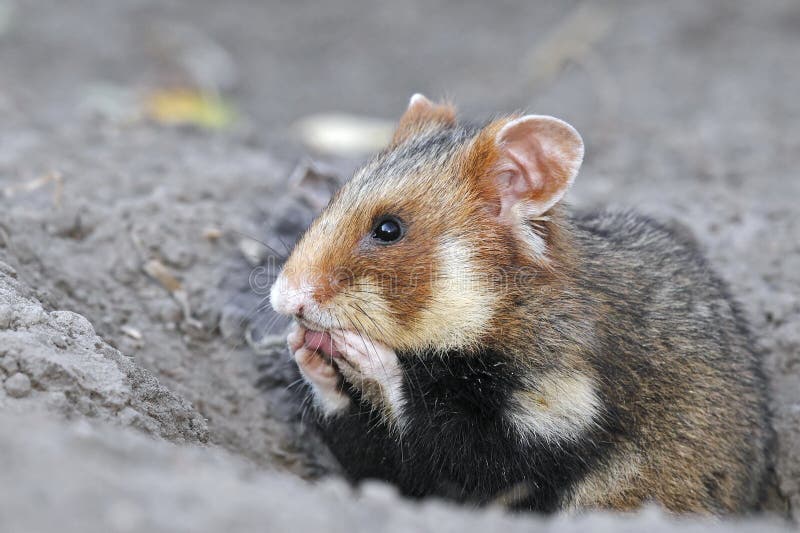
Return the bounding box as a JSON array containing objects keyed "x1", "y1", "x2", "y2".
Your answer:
[
  {"x1": 330, "y1": 331, "x2": 406, "y2": 425},
  {"x1": 287, "y1": 322, "x2": 306, "y2": 352},
  {"x1": 288, "y1": 324, "x2": 350, "y2": 416}
]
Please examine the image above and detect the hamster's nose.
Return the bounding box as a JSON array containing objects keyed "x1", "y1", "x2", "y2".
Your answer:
[{"x1": 270, "y1": 274, "x2": 315, "y2": 317}]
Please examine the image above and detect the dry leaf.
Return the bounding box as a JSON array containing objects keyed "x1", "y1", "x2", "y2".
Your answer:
[
  {"x1": 142, "y1": 259, "x2": 183, "y2": 293},
  {"x1": 145, "y1": 89, "x2": 235, "y2": 129}
]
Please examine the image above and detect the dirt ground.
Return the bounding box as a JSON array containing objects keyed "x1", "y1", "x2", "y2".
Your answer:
[{"x1": 0, "y1": 0, "x2": 798, "y2": 530}]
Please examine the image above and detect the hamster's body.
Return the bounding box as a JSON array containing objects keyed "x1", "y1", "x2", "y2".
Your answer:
[
  {"x1": 319, "y1": 210, "x2": 768, "y2": 513},
  {"x1": 270, "y1": 96, "x2": 770, "y2": 514}
]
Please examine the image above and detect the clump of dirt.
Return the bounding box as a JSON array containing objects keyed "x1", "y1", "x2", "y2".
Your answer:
[{"x1": 0, "y1": 115, "x2": 340, "y2": 477}]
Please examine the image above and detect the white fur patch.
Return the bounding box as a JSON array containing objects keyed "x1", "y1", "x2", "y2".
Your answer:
[
  {"x1": 381, "y1": 372, "x2": 408, "y2": 432},
  {"x1": 269, "y1": 271, "x2": 303, "y2": 316},
  {"x1": 309, "y1": 382, "x2": 352, "y2": 417},
  {"x1": 329, "y1": 330, "x2": 408, "y2": 431},
  {"x1": 413, "y1": 238, "x2": 496, "y2": 351},
  {"x1": 515, "y1": 215, "x2": 549, "y2": 258},
  {"x1": 563, "y1": 449, "x2": 642, "y2": 510},
  {"x1": 507, "y1": 373, "x2": 600, "y2": 444}
]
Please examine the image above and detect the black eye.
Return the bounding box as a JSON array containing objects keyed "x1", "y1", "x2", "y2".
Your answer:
[{"x1": 371, "y1": 216, "x2": 404, "y2": 243}]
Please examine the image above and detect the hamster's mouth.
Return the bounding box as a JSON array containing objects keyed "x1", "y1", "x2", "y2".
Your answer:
[
  {"x1": 304, "y1": 330, "x2": 339, "y2": 358},
  {"x1": 297, "y1": 317, "x2": 342, "y2": 358}
]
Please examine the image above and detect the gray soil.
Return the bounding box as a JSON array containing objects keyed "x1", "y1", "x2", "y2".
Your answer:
[{"x1": 0, "y1": 0, "x2": 798, "y2": 530}]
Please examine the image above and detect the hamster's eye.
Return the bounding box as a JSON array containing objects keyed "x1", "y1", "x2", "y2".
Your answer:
[{"x1": 371, "y1": 216, "x2": 404, "y2": 244}]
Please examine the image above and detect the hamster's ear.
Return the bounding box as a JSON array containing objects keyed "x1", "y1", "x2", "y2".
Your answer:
[
  {"x1": 391, "y1": 94, "x2": 456, "y2": 146},
  {"x1": 468, "y1": 115, "x2": 584, "y2": 222}
]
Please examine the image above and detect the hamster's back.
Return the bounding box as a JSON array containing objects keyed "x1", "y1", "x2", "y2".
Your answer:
[{"x1": 566, "y1": 209, "x2": 770, "y2": 513}]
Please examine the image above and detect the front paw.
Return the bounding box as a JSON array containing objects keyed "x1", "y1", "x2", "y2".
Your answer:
[
  {"x1": 330, "y1": 331, "x2": 405, "y2": 424},
  {"x1": 288, "y1": 324, "x2": 350, "y2": 416}
]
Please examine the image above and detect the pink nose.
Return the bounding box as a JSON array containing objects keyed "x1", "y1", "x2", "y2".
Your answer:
[{"x1": 270, "y1": 275, "x2": 316, "y2": 318}]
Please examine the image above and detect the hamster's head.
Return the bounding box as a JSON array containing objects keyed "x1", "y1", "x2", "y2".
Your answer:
[{"x1": 271, "y1": 95, "x2": 584, "y2": 353}]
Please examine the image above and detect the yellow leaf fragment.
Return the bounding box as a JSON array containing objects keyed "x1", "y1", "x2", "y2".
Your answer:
[{"x1": 145, "y1": 89, "x2": 235, "y2": 129}]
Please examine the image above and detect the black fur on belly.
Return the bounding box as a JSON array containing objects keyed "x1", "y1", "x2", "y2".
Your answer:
[{"x1": 315, "y1": 346, "x2": 622, "y2": 512}]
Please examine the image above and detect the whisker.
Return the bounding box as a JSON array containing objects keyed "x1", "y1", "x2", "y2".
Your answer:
[
  {"x1": 286, "y1": 376, "x2": 307, "y2": 391},
  {"x1": 230, "y1": 229, "x2": 287, "y2": 260},
  {"x1": 275, "y1": 234, "x2": 294, "y2": 254},
  {"x1": 356, "y1": 304, "x2": 390, "y2": 390}
]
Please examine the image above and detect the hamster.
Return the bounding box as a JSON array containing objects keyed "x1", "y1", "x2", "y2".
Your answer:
[{"x1": 270, "y1": 94, "x2": 770, "y2": 514}]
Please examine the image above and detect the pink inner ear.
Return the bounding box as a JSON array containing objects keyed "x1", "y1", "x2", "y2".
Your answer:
[
  {"x1": 493, "y1": 115, "x2": 584, "y2": 220},
  {"x1": 501, "y1": 138, "x2": 547, "y2": 212},
  {"x1": 496, "y1": 167, "x2": 535, "y2": 222}
]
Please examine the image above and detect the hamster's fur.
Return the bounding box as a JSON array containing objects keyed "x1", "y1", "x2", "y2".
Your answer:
[{"x1": 270, "y1": 95, "x2": 770, "y2": 514}]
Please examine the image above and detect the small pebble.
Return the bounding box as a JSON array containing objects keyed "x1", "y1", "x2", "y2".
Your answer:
[
  {"x1": 0, "y1": 356, "x2": 19, "y2": 374},
  {"x1": 121, "y1": 325, "x2": 143, "y2": 340},
  {"x1": 202, "y1": 227, "x2": 222, "y2": 241},
  {"x1": 4, "y1": 372, "x2": 32, "y2": 398},
  {"x1": 52, "y1": 334, "x2": 69, "y2": 349},
  {"x1": 0, "y1": 303, "x2": 13, "y2": 329},
  {"x1": 238, "y1": 237, "x2": 266, "y2": 266}
]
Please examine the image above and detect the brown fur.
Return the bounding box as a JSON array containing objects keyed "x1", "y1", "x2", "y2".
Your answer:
[{"x1": 391, "y1": 94, "x2": 457, "y2": 146}]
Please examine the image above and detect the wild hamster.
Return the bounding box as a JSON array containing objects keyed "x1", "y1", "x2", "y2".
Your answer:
[{"x1": 270, "y1": 94, "x2": 770, "y2": 514}]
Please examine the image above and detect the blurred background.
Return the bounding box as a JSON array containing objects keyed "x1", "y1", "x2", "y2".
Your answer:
[
  {"x1": 2, "y1": 0, "x2": 798, "y2": 155},
  {"x1": 0, "y1": 0, "x2": 799, "y2": 528}
]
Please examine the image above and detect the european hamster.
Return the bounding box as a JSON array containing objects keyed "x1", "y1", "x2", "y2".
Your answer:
[{"x1": 270, "y1": 94, "x2": 770, "y2": 514}]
